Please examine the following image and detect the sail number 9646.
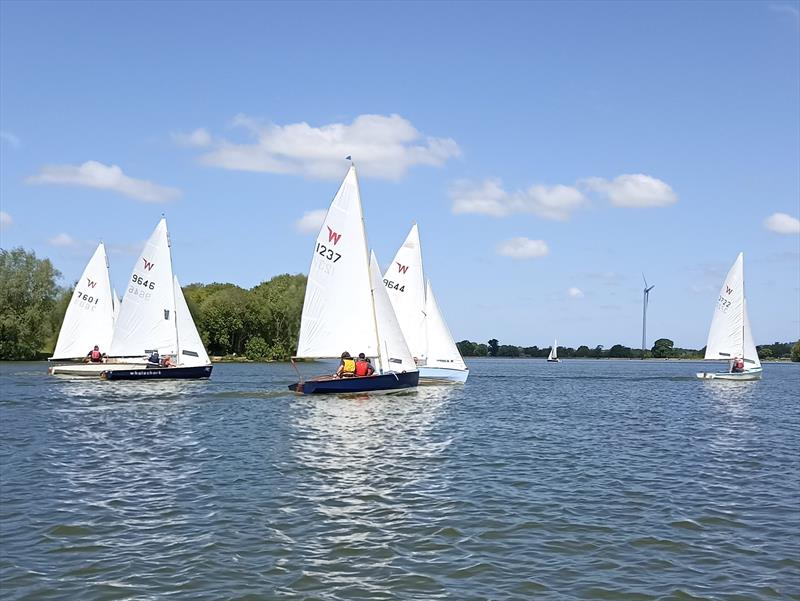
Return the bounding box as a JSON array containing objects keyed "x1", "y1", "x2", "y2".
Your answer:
[
  {"x1": 383, "y1": 279, "x2": 405, "y2": 292},
  {"x1": 131, "y1": 274, "x2": 156, "y2": 290},
  {"x1": 316, "y1": 243, "x2": 341, "y2": 263}
]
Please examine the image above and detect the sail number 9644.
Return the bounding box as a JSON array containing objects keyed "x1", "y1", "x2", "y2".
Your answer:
[
  {"x1": 316, "y1": 243, "x2": 341, "y2": 263},
  {"x1": 383, "y1": 279, "x2": 405, "y2": 292}
]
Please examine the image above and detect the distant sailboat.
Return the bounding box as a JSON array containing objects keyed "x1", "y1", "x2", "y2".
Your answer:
[
  {"x1": 547, "y1": 340, "x2": 560, "y2": 363},
  {"x1": 101, "y1": 218, "x2": 213, "y2": 380},
  {"x1": 289, "y1": 165, "x2": 419, "y2": 394},
  {"x1": 383, "y1": 224, "x2": 469, "y2": 383},
  {"x1": 50, "y1": 243, "x2": 115, "y2": 361},
  {"x1": 696, "y1": 252, "x2": 762, "y2": 381}
]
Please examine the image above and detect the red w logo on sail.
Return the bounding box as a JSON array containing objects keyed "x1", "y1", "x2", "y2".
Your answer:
[
  {"x1": 327, "y1": 226, "x2": 342, "y2": 245},
  {"x1": 725, "y1": 285, "x2": 733, "y2": 295},
  {"x1": 397, "y1": 263, "x2": 409, "y2": 274},
  {"x1": 142, "y1": 259, "x2": 155, "y2": 271},
  {"x1": 86, "y1": 278, "x2": 97, "y2": 288}
]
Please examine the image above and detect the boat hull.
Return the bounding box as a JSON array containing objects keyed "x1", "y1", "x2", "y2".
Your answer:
[
  {"x1": 547, "y1": 359, "x2": 560, "y2": 363},
  {"x1": 49, "y1": 361, "x2": 147, "y2": 377},
  {"x1": 418, "y1": 366, "x2": 469, "y2": 383},
  {"x1": 101, "y1": 365, "x2": 213, "y2": 380},
  {"x1": 696, "y1": 368, "x2": 762, "y2": 381},
  {"x1": 289, "y1": 371, "x2": 419, "y2": 394}
]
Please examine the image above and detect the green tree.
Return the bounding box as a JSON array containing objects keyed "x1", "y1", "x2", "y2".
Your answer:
[
  {"x1": 574, "y1": 345, "x2": 590, "y2": 358},
  {"x1": 608, "y1": 344, "x2": 633, "y2": 358},
  {"x1": 498, "y1": 344, "x2": 521, "y2": 357},
  {"x1": 791, "y1": 341, "x2": 800, "y2": 362},
  {"x1": 0, "y1": 248, "x2": 62, "y2": 359},
  {"x1": 488, "y1": 339, "x2": 499, "y2": 357},
  {"x1": 651, "y1": 338, "x2": 675, "y2": 358}
]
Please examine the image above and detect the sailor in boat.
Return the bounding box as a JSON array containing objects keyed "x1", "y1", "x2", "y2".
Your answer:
[
  {"x1": 731, "y1": 357, "x2": 745, "y2": 373},
  {"x1": 160, "y1": 355, "x2": 174, "y2": 368},
  {"x1": 85, "y1": 345, "x2": 106, "y2": 363},
  {"x1": 354, "y1": 352, "x2": 375, "y2": 377},
  {"x1": 147, "y1": 350, "x2": 160, "y2": 366},
  {"x1": 335, "y1": 352, "x2": 357, "y2": 378}
]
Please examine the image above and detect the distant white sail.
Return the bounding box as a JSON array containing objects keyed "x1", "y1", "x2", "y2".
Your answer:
[
  {"x1": 52, "y1": 243, "x2": 116, "y2": 359},
  {"x1": 704, "y1": 253, "x2": 746, "y2": 361},
  {"x1": 295, "y1": 166, "x2": 379, "y2": 359},
  {"x1": 174, "y1": 276, "x2": 210, "y2": 366},
  {"x1": 112, "y1": 288, "x2": 121, "y2": 325},
  {"x1": 383, "y1": 224, "x2": 427, "y2": 361},
  {"x1": 370, "y1": 251, "x2": 416, "y2": 374},
  {"x1": 424, "y1": 281, "x2": 467, "y2": 371},
  {"x1": 109, "y1": 218, "x2": 177, "y2": 357},
  {"x1": 548, "y1": 340, "x2": 558, "y2": 361}
]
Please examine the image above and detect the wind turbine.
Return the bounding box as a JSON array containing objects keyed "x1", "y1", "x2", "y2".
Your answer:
[{"x1": 642, "y1": 274, "x2": 655, "y2": 359}]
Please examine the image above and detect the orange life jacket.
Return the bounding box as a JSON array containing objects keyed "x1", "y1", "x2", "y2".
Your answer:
[
  {"x1": 341, "y1": 358, "x2": 356, "y2": 375},
  {"x1": 90, "y1": 350, "x2": 102, "y2": 362},
  {"x1": 355, "y1": 359, "x2": 370, "y2": 376}
]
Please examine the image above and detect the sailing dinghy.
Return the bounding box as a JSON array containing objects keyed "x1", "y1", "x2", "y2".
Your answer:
[
  {"x1": 289, "y1": 165, "x2": 419, "y2": 394},
  {"x1": 101, "y1": 218, "x2": 213, "y2": 380},
  {"x1": 547, "y1": 340, "x2": 560, "y2": 363},
  {"x1": 48, "y1": 243, "x2": 146, "y2": 376},
  {"x1": 383, "y1": 224, "x2": 469, "y2": 383},
  {"x1": 696, "y1": 252, "x2": 762, "y2": 381}
]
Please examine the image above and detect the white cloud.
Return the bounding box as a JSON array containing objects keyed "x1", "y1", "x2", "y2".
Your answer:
[
  {"x1": 764, "y1": 212, "x2": 800, "y2": 235},
  {"x1": 496, "y1": 237, "x2": 549, "y2": 259},
  {"x1": 581, "y1": 174, "x2": 677, "y2": 208},
  {"x1": 451, "y1": 178, "x2": 586, "y2": 220},
  {"x1": 0, "y1": 211, "x2": 11, "y2": 230},
  {"x1": 1, "y1": 131, "x2": 20, "y2": 149},
  {"x1": 197, "y1": 113, "x2": 461, "y2": 180},
  {"x1": 25, "y1": 161, "x2": 181, "y2": 203},
  {"x1": 172, "y1": 128, "x2": 212, "y2": 148},
  {"x1": 295, "y1": 209, "x2": 327, "y2": 233},
  {"x1": 770, "y1": 3, "x2": 800, "y2": 20},
  {"x1": 568, "y1": 287, "x2": 584, "y2": 298},
  {"x1": 48, "y1": 233, "x2": 76, "y2": 247}
]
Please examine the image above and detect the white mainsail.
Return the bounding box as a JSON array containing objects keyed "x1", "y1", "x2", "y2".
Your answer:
[
  {"x1": 113, "y1": 288, "x2": 121, "y2": 325},
  {"x1": 369, "y1": 251, "x2": 416, "y2": 374},
  {"x1": 424, "y1": 281, "x2": 467, "y2": 371},
  {"x1": 742, "y1": 300, "x2": 761, "y2": 369},
  {"x1": 109, "y1": 218, "x2": 178, "y2": 358},
  {"x1": 52, "y1": 243, "x2": 116, "y2": 359},
  {"x1": 174, "y1": 276, "x2": 210, "y2": 366},
  {"x1": 704, "y1": 252, "x2": 750, "y2": 362},
  {"x1": 383, "y1": 224, "x2": 427, "y2": 361},
  {"x1": 548, "y1": 340, "x2": 558, "y2": 361},
  {"x1": 296, "y1": 165, "x2": 379, "y2": 359}
]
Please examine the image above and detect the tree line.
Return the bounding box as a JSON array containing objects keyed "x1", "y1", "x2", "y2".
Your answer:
[
  {"x1": 456, "y1": 338, "x2": 800, "y2": 361},
  {"x1": 2, "y1": 247, "x2": 799, "y2": 362}
]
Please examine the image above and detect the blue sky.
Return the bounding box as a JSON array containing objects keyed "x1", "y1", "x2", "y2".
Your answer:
[{"x1": 1, "y1": 1, "x2": 798, "y2": 349}]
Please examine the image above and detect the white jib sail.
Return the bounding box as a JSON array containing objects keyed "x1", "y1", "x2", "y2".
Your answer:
[
  {"x1": 742, "y1": 300, "x2": 761, "y2": 369},
  {"x1": 112, "y1": 288, "x2": 121, "y2": 325},
  {"x1": 296, "y1": 165, "x2": 379, "y2": 359},
  {"x1": 548, "y1": 340, "x2": 557, "y2": 361},
  {"x1": 52, "y1": 243, "x2": 116, "y2": 359},
  {"x1": 704, "y1": 252, "x2": 745, "y2": 360},
  {"x1": 383, "y1": 223, "x2": 427, "y2": 362},
  {"x1": 424, "y1": 281, "x2": 467, "y2": 371},
  {"x1": 109, "y1": 218, "x2": 177, "y2": 357},
  {"x1": 174, "y1": 276, "x2": 210, "y2": 366},
  {"x1": 369, "y1": 251, "x2": 416, "y2": 374}
]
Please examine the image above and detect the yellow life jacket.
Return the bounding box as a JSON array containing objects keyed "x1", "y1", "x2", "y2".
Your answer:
[{"x1": 342, "y1": 358, "x2": 356, "y2": 374}]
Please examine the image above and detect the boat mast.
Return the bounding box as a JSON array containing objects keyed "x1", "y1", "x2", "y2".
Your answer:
[
  {"x1": 353, "y1": 163, "x2": 383, "y2": 372},
  {"x1": 165, "y1": 218, "x2": 181, "y2": 362}
]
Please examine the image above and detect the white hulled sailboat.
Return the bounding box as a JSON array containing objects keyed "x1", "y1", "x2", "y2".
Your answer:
[{"x1": 547, "y1": 340, "x2": 560, "y2": 363}]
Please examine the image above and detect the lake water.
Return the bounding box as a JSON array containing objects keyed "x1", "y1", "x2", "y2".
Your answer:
[{"x1": 1, "y1": 359, "x2": 799, "y2": 600}]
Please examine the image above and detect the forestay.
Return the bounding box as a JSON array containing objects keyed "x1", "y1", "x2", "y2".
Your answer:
[
  {"x1": 383, "y1": 224, "x2": 427, "y2": 361},
  {"x1": 174, "y1": 276, "x2": 210, "y2": 366},
  {"x1": 52, "y1": 243, "x2": 116, "y2": 359},
  {"x1": 109, "y1": 218, "x2": 177, "y2": 357},
  {"x1": 424, "y1": 281, "x2": 467, "y2": 370},
  {"x1": 295, "y1": 166, "x2": 378, "y2": 359},
  {"x1": 369, "y1": 251, "x2": 417, "y2": 374},
  {"x1": 704, "y1": 252, "x2": 747, "y2": 361}
]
